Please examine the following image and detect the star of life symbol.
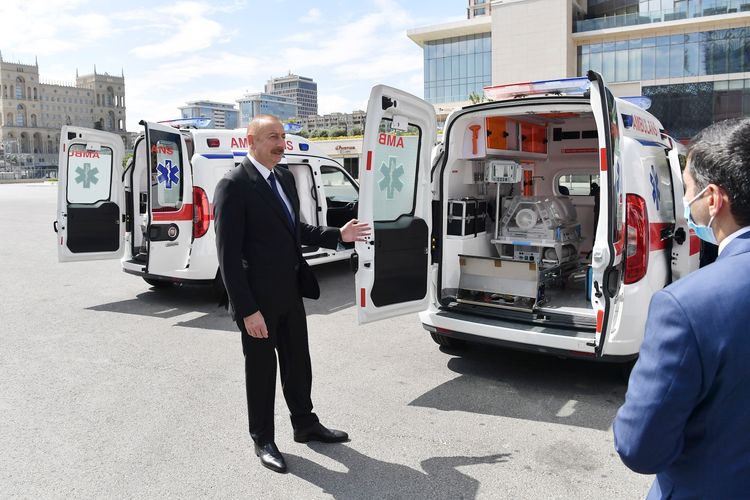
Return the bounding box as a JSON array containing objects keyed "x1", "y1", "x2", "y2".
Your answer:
[
  {"x1": 650, "y1": 165, "x2": 660, "y2": 210},
  {"x1": 157, "y1": 159, "x2": 180, "y2": 189},
  {"x1": 378, "y1": 156, "x2": 404, "y2": 200},
  {"x1": 74, "y1": 163, "x2": 99, "y2": 189}
]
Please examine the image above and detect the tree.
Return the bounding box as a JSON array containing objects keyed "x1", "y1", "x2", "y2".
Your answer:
[
  {"x1": 468, "y1": 91, "x2": 487, "y2": 104},
  {"x1": 331, "y1": 128, "x2": 347, "y2": 137},
  {"x1": 352, "y1": 127, "x2": 363, "y2": 136},
  {"x1": 317, "y1": 129, "x2": 329, "y2": 138}
]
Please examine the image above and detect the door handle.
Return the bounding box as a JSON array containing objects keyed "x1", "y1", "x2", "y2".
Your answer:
[{"x1": 53, "y1": 220, "x2": 58, "y2": 233}]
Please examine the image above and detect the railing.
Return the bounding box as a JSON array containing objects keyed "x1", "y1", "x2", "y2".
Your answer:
[{"x1": 575, "y1": 0, "x2": 750, "y2": 32}]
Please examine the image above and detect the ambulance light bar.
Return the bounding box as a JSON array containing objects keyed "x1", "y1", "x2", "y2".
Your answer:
[
  {"x1": 619, "y1": 96, "x2": 652, "y2": 110},
  {"x1": 484, "y1": 77, "x2": 591, "y2": 101},
  {"x1": 158, "y1": 117, "x2": 212, "y2": 129},
  {"x1": 284, "y1": 122, "x2": 303, "y2": 133}
]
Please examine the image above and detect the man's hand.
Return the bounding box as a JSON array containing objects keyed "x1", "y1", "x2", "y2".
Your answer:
[
  {"x1": 243, "y1": 311, "x2": 268, "y2": 338},
  {"x1": 340, "y1": 219, "x2": 371, "y2": 243}
]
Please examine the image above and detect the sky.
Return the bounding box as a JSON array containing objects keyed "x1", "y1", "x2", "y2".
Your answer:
[{"x1": 0, "y1": 0, "x2": 462, "y2": 131}]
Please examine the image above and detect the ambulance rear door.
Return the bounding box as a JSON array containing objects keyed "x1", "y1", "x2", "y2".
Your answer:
[
  {"x1": 588, "y1": 71, "x2": 626, "y2": 355},
  {"x1": 56, "y1": 126, "x2": 125, "y2": 262},
  {"x1": 142, "y1": 121, "x2": 194, "y2": 278},
  {"x1": 667, "y1": 146, "x2": 700, "y2": 279},
  {"x1": 355, "y1": 85, "x2": 437, "y2": 324}
]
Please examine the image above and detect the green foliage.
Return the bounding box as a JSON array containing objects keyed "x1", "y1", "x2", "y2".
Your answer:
[{"x1": 122, "y1": 152, "x2": 133, "y2": 168}]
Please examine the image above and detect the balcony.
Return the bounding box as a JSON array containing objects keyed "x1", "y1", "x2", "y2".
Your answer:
[{"x1": 575, "y1": 0, "x2": 750, "y2": 32}]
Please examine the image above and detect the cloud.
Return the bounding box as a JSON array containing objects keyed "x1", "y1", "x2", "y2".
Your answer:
[
  {"x1": 0, "y1": 0, "x2": 113, "y2": 57},
  {"x1": 301, "y1": 7, "x2": 321, "y2": 23},
  {"x1": 129, "y1": 2, "x2": 224, "y2": 59}
]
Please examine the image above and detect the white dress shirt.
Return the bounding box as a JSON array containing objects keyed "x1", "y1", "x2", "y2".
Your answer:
[{"x1": 247, "y1": 154, "x2": 294, "y2": 218}]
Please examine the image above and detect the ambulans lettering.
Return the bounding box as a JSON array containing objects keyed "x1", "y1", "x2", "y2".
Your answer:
[
  {"x1": 151, "y1": 145, "x2": 174, "y2": 155},
  {"x1": 378, "y1": 133, "x2": 405, "y2": 148},
  {"x1": 229, "y1": 137, "x2": 295, "y2": 151},
  {"x1": 631, "y1": 116, "x2": 659, "y2": 137},
  {"x1": 69, "y1": 150, "x2": 100, "y2": 158}
]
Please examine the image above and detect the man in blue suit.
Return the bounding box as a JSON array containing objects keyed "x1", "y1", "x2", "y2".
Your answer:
[{"x1": 614, "y1": 118, "x2": 750, "y2": 499}]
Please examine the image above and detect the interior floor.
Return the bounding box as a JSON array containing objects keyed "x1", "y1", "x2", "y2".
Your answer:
[{"x1": 539, "y1": 273, "x2": 594, "y2": 313}]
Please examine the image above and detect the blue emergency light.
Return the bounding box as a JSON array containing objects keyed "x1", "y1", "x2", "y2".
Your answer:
[
  {"x1": 298, "y1": 143, "x2": 309, "y2": 151},
  {"x1": 619, "y1": 96, "x2": 652, "y2": 110}
]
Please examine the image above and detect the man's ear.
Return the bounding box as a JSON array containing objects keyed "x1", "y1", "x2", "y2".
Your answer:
[{"x1": 708, "y1": 184, "x2": 725, "y2": 216}]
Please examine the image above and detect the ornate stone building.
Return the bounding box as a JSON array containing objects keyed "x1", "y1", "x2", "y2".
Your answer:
[{"x1": 0, "y1": 54, "x2": 127, "y2": 173}]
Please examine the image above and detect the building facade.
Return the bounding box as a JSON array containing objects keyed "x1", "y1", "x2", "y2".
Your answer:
[
  {"x1": 265, "y1": 73, "x2": 318, "y2": 118},
  {"x1": 468, "y1": 0, "x2": 492, "y2": 18},
  {"x1": 236, "y1": 92, "x2": 298, "y2": 126},
  {"x1": 297, "y1": 110, "x2": 366, "y2": 135},
  {"x1": 179, "y1": 100, "x2": 239, "y2": 129},
  {"x1": 409, "y1": 0, "x2": 750, "y2": 140},
  {"x1": 0, "y1": 56, "x2": 127, "y2": 174}
]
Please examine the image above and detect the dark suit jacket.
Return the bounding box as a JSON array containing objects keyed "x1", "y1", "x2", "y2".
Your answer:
[
  {"x1": 214, "y1": 157, "x2": 340, "y2": 320},
  {"x1": 614, "y1": 231, "x2": 750, "y2": 499}
]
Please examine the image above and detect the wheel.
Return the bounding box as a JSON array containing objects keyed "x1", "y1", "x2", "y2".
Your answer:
[
  {"x1": 430, "y1": 332, "x2": 466, "y2": 350},
  {"x1": 143, "y1": 277, "x2": 173, "y2": 288}
]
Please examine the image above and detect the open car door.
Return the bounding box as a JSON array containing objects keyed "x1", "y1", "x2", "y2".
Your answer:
[
  {"x1": 141, "y1": 121, "x2": 194, "y2": 279},
  {"x1": 588, "y1": 71, "x2": 626, "y2": 355},
  {"x1": 355, "y1": 85, "x2": 437, "y2": 324},
  {"x1": 56, "y1": 127, "x2": 125, "y2": 262},
  {"x1": 667, "y1": 147, "x2": 700, "y2": 280}
]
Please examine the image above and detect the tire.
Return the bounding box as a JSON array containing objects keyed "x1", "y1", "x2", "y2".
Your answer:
[
  {"x1": 143, "y1": 277, "x2": 173, "y2": 288},
  {"x1": 430, "y1": 332, "x2": 467, "y2": 350}
]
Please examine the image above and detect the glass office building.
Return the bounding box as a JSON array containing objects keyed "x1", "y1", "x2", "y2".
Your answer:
[
  {"x1": 237, "y1": 93, "x2": 298, "y2": 126},
  {"x1": 423, "y1": 33, "x2": 492, "y2": 105},
  {"x1": 411, "y1": 0, "x2": 749, "y2": 139}
]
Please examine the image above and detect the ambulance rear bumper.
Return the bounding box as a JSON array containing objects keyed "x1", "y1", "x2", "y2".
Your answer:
[{"x1": 419, "y1": 308, "x2": 637, "y2": 362}]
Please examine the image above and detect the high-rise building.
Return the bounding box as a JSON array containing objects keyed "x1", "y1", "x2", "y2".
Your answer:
[
  {"x1": 0, "y1": 55, "x2": 127, "y2": 172},
  {"x1": 236, "y1": 92, "x2": 298, "y2": 125},
  {"x1": 179, "y1": 100, "x2": 239, "y2": 129},
  {"x1": 265, "y1": 73, "x2": 318, "y2": 118},
  {"x1": 468, "y1": 0, "x2": 491, "y2": 18},
  {"x1": 409, "y1": 0, "x2": 750, "y2": 140}
]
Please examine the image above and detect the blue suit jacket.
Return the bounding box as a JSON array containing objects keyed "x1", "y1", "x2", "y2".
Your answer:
[{"x1": 613, "y1": 231, "x2": 750, "y2": 499}]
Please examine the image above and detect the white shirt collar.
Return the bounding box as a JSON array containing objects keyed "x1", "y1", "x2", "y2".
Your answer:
[
  {"x1": 719, "y1": 226, "x2": 750, "y2": 255},
  {"x1": 246, "y1": 153, "x2": 274, "y2": 181}
]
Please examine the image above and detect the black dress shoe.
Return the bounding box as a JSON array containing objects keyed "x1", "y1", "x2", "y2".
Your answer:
[
  {"x1": 294, "y1": 422, "x2": 349, "y2": 443},
  {"x1": 254, "y1": 441, "x2": 287, "y2": 473}
]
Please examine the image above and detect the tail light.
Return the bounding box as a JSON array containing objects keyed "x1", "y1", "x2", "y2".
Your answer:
[
  {"x1": 193, "y1": 186, "x2": 210, "y2": 238},
  {"x1": 624, "y1": 193, "x2": 649, "y2": 284}
]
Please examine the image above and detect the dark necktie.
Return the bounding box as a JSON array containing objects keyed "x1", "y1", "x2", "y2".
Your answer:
[{"x1": 268, "y1": 172, "x2": 295, "y2": 228}]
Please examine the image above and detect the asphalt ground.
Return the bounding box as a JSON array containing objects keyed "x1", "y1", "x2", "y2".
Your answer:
[{"x1": 0, "y1": 182, "x2": 651, "y2": 498}]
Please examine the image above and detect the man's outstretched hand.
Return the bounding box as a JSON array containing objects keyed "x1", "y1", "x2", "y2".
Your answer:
[{"x1": 340, "y1": 219, "x2": 371, "y2": 243}]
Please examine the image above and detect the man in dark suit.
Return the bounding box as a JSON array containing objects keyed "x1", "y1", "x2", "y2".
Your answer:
[
  {"x1": 613, "y1": 118, "x2": 750, "y2": 498},
  {"x1": 214, "y1": 115, "x2": 370, "y2": 473}
]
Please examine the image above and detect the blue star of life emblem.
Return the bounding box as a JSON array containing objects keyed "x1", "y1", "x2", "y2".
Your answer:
[
  {"x1": 157, "y1": 159, "x2": 180, "y2": 189},
  {"x1": 650, "y1": 165, "x2": 660, "y2": 210},
  {"x1": 74, "y1": 163, "x2": 99, "y2": 189},
  {"x1": 378, "y1": 156, "x2": 405, "y2": 200}
]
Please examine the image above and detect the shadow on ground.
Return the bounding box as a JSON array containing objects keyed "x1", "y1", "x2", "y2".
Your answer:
[
  {"x1": 409, "y1": 344, "x2": 627, "y2": 430},
  {"x1": 288, "y1": 443, "x2": 511, "y2": 500},
  {"x1": 87, "y1": 260, "x2": 356, "y2": 331}
]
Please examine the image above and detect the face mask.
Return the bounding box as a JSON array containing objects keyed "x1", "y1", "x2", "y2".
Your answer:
[{"x1": 683, "y1": 185, "x2": 718, "y2": 245}]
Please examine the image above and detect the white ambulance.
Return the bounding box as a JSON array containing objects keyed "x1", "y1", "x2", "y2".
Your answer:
[
  {"x1": 54, "y1": 121, "x2": 359, "y2": 291},
  {"x1": 354, "y1": 72, "x2": 700, "y2": 361}
]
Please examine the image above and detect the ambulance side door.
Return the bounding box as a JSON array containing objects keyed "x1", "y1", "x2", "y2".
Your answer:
[
  {"x1": 56, "y1": 126, "x2": 125, "y2": 262},
  {"x1": 142, "y1": 121, "x2": 194, "y2": 278},
  {"x1": 588, "y1": 71, "x2": 626, "y2": 355},
  {"x1": 355, "y1": 85, "x2": 437, "y2": 324},
  {"x1": 667, "y1": 147, "x2": 700, "y2": 279}
]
